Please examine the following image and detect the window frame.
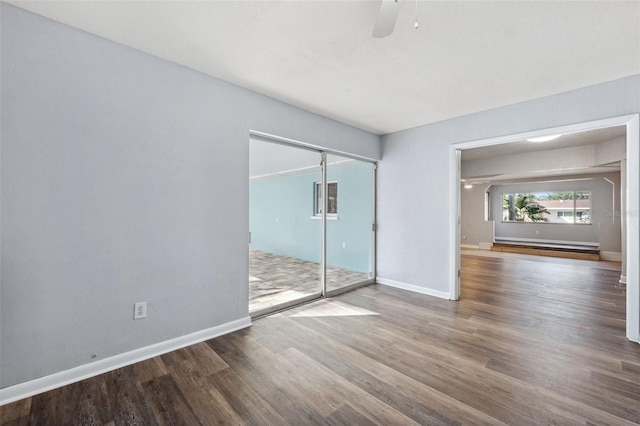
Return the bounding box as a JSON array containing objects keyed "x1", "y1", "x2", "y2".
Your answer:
[
  {"x1": 314, "y1": 181, "x2": 338, "y2": 217},
  {"x1": 501, "y1": 190, "x2": 592, "y2": 225}
]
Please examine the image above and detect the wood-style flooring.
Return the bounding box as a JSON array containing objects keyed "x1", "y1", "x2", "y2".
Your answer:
[{"x1": 2, "y1": 251, "x2": 639, "y2": 425}]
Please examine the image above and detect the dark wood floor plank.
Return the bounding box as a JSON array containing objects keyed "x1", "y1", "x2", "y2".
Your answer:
[
  {"x1": 590, "y1": 370, "x2": 640, "y2": 401},
  {"x1": 0, "y1": 418, "x2": 30, "y2": 426},
  {"x1": 324, "y1": 404, "x2": 377, "y2": 426},
  {"x1": 0, "y1": 398, "x2": 31, "y2": 424},
  {"x1": 622, "y1": 361, "x2": 640, "y2": 375},
  {"x1": 166, "y1": 361, "x2": 245, "y2": 425},
  {"x1": 102, "y1": 366, "x2": 157, "y2": 425},
  {"x1": 278, "y1": 346, "x2": 420, "y2": 425},
  {"x1": 133, "y1": 356, "x2": 168, "y2": 384},
  {"x1": 142, "y1": 374, "x2": 201, "y2": 426},
  {"x1": 27, "y1": 386, "x2": 70, "y2": 425},
  {"x1": 180, "y1": 342, "x2": 229, "y2": 376},
  {"x1": 65, "y1": 376, "x2": 111, "y2": 425},
  {"x1": 204, "y1": 367, "x2": 289, "y2": 426},
  {"x1": 206, "y1": 332, "x2": 329, "y2": 425}
]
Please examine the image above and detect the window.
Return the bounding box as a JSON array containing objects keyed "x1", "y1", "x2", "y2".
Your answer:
[
  {"x1": 557, "y1": 210, "x2": 574, "y2": 218},
  {"x1": 502, "y1": 191, "x2": 591, "y2": 224},
  {"x1": 315, "y1": 182, "x2": 338, "y2": 215}
]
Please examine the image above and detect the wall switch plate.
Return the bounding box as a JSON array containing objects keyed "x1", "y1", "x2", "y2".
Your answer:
[{"x1": 134, "y1": 302, "x2": 147, "y2": 319}]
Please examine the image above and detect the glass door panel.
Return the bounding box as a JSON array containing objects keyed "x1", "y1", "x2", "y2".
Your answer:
[
  {"x1": 324, "y1": 156, "x2": 375, "y2": 293},
  {"x1": 249, "y1": 139, "x2": 322, "y2": 316}
]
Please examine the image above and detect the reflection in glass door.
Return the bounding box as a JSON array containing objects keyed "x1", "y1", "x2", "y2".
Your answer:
[
  {"x1": 249, "y1": 137, "x2": 376, "y2": 316},
  {"x1": 249, "y1": 139, "x2": 323, "y2": 316},
  {"x1": 324, "y1": 155, "x2": 376, "y2": 294}
]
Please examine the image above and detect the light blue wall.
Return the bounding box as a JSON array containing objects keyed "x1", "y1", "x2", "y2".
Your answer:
[{"x1": 250, "y1": 161, "x2": 373, "y2": 273}]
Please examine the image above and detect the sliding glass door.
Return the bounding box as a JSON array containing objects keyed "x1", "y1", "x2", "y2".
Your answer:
[
  {"x1": 249, "y1": 137, "x2": 376, "y2": 316},
  {"x1": 324, "y1": 155, "x2": 376, "y2": 294},
  {"x1": 249, "y1": 140, "x2": 322, "y2": 316}
]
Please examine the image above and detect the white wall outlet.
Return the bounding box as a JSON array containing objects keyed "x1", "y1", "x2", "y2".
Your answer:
[{"x1": 134, "y1": 302, "x2": 147, "y2": 320}]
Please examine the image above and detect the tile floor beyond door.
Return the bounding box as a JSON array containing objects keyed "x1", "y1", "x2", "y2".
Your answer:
[{"x1": 249, "y1": 250, "x2": 370, "y2": 314}]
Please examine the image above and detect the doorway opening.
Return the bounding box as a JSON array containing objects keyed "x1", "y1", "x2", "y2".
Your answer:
[
  {"x1": 450, "y1": 114, "x2": 640, "y2": 343},
  {"x1": 249, "y1": 135, "x2": 376, "y2": 317}
]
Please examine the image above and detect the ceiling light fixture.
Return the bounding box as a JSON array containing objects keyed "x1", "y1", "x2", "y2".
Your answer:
[{"x1": 526, "y1": 134, "x2": 562, "y2": 143}]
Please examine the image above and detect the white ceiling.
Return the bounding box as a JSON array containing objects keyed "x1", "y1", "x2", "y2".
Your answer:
[
  {"x1": 461, "y1": 125, "x2": 626, "y2": 182},
  {"x1": 461, "y1": 126, "x2": 626, "y2": 161},
  {"x1": 462, "y1": 166, "x2": 622, "y2": 183},
  {"x1": 10, "y1": 1, "x2": 640, "y2": 135}
]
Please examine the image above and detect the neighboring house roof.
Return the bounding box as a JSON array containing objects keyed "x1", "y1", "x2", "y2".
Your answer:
[{"x1": 537, "y1": 200, "x2": 591, "y2": 209}]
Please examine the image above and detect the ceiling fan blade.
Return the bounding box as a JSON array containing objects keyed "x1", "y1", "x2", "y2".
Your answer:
[{"x1": 372, "y1": 0, "x2": 400, "y2": 38}]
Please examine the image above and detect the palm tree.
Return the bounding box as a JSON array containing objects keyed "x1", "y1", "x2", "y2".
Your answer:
[{"x1": 514, "y1": 194, "x2": 550, "y2": 222}]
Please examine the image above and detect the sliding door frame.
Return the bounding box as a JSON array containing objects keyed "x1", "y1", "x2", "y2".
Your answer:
[
  {"x1": 325, "y1": 161, "x2": 377, "y2": 298},
  {"x1": 321, "y1": 152, "x2": 328, "y2": 297},
  {"x1": 249, "y1": 131, "x2": 377, "y2": 315}
]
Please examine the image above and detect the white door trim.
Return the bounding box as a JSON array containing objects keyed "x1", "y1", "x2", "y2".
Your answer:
[{"x1": 449, "y1": 114, "x2": 640, "y2": 343}]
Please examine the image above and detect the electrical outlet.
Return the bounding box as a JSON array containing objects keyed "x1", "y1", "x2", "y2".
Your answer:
[{"x1": 134, "y1": 302, "x2": 147, "y2": 320}]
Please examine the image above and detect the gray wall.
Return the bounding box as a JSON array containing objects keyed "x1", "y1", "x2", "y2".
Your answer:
[
  {"x1": 489, "y1": 175, "x2": 618, "y2": 246},
  {"x1": 378, "y1": 75, "x2": 639, "y2": 295},
  {"x1": 460, "y1": 173, "x2": 622, "y2": 251},
  {"x1": 460, "y1": 184, "x2": 493, "y2": 246},
  {"x1": 0, "y1": 5, "x2": 379, "y2": 388}
]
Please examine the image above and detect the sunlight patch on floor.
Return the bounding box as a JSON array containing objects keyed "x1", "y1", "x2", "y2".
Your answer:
[{"x1": 289, "y1": 300, "x2": 379, "y2": 318}]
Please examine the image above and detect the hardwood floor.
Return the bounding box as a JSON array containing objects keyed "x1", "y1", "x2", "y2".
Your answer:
[{"x1": 2, "y1": 251, "x2": 639, "y2": 425}]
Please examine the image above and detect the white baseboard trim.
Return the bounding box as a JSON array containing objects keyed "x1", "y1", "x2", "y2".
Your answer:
[
  {"x1": 494, "y1": 237, "x2": 598, "y2": 247},
  {"x1": 478, "y1": 242, "x2": 493, "y2": 250},
  {"x1": 0, "y1": 316, "x2": 252, "y2": 406},
  {"x1": 376, "y1": 277, "x2": 450, "y2": 300},
  {"x1": 460, "y1": 243, "x2": 493, "y2": 250},
  {"x1": 600, "y1": 251, "x2": 622, "y2": 261},
  {"x1": 460, "y1": 244, "x2": 479, "y2": 249}
]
